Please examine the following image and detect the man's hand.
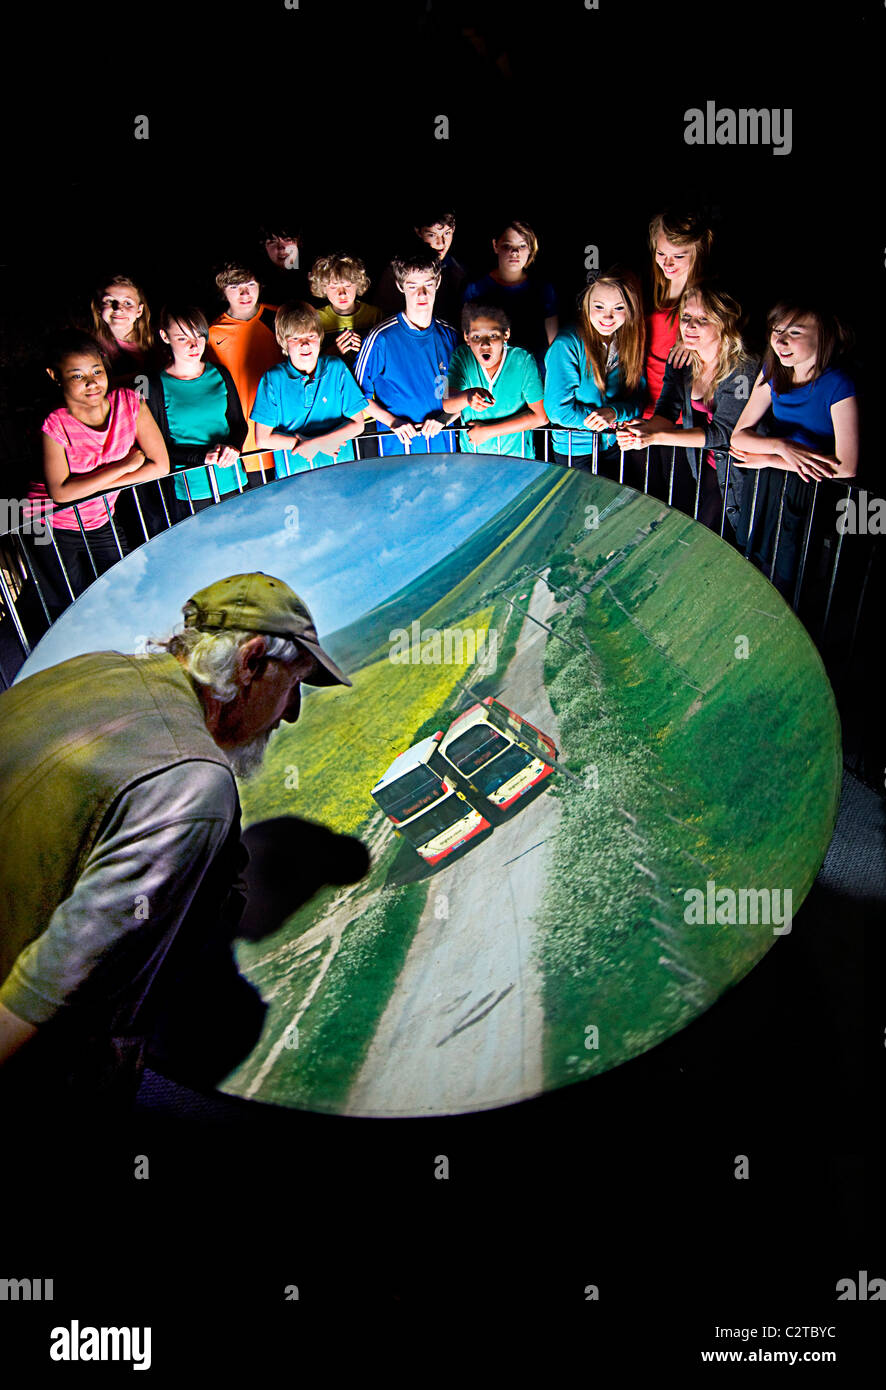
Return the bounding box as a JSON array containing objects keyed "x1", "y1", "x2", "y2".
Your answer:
[
  {"x1": 465, "y1": 387, "x2": 495, "y2": 412},
  {"x1": 421, "y1": 417, "x2": 445, "y2": 439},
  {"x1": 0, "y1": 1002, "x2": 38, "y2": 1065}
]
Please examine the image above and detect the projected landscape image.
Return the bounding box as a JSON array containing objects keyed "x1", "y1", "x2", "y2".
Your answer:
[{"x1": 20, "y1": 457, "x2": 842, "y2": 1116}]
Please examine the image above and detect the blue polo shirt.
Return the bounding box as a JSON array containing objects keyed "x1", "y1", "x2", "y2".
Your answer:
[
  {"x1": 354, "y1": 313, "x2": 458, "y2": 455},
  {"x1": 251, "y1": 354, "x2": 367, "y2": 477}
]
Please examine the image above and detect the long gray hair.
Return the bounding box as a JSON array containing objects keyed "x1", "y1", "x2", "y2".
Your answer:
[{"x1": 153, "y1": 604, "x2": 303, "y2": 703}]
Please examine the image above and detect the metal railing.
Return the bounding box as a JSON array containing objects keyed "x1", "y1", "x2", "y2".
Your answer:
[{"x1": 1, "y1": 431, "x2": 878, "y2": 744}]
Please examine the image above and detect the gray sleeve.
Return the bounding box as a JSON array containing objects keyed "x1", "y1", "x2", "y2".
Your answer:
[
  {"x1": 0, "y1": 761, "x2": 238, "y2": 1025},
  {"x1": 708, "y1": 360, "x2": 760, "y2": 452}
]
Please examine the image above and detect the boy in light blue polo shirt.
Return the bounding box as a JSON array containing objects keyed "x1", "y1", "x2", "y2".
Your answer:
[
  {"x1": 354, "y1": 246, "x2": 458, "y2": 456},
  {"x1": 251, "y1": 303, "x2": 366, "y2": 477},
  {"x1": 443, "y1": 303, "x2": 546, "y2": 457}
]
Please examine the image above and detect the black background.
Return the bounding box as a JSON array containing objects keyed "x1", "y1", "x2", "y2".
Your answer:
[{"x1": 1, "y1": 0, "x2": 884, "y2": 1365}]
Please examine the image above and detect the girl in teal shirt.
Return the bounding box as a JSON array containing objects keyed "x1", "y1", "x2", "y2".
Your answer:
[
  {"x1": 146, "y1": 306, "x2": 248, "y2": 518},
  {"x1": 544, "y1": 270, "x2": 647, "y2": 472}
]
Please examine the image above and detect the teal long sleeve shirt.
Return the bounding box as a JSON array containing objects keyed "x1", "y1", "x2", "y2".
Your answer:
[{"x1": 543, "y1": 327, "x2": 645, "y2": 457}]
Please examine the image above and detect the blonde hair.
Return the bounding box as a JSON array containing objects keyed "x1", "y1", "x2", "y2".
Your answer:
[
  {"x1": 647, "y1": 211, "x2": 713, "y2": 313},
  {"x1": 275, "y1": 302, "x2": 324, "y2": 351},
  {"x1": 678, "y1": 284, "x2": 747, "y2": 403},
  {"x1": 578, "y1": 270, "x2": 645, "y2": 394},
  {"x1": 91, "y1": 274, "x2": 154, "y2": 353},
  {"x1": 309, "y1": 254, "x2": 370, "y2": 298}
]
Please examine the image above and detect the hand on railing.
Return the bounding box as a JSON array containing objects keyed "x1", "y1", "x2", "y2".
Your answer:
[
  {"x1": 389, "y1": 416, "x2": 418, "y2": 446},
  {"x1": 583, "y1": 407, "x2": 617, "y2": 430},
  {"x1": 291, "y1": 435, "x2": 325, "y2": 463},
  {"x1": 772, "y1": 438, "x2": 840, "y2": 484},
  {"x1": 464, "y1": 420, "x2": 496, "y2": 448},
  {"x1": 205, "y1": 445, "x2": 241, "y2": 470},
  {"x1": 615, "y1": 421, "x2": 652, "y2": 451}
]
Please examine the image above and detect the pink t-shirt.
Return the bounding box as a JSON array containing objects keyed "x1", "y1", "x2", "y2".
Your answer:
[
  {"x1": 690, "y1": 396, "x2": 717, "y2": 469},
  {"x1": 31, "y1": 388, "x2": 141, "y2": 530}
]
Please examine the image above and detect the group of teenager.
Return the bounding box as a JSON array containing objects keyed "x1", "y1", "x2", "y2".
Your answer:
[{"x1": 20, "y1": 208, "x2": 859, "y2": 620}]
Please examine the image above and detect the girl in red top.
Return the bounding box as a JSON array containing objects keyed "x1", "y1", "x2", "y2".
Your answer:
[
  {"x1": 643, "y1": 210, "x2": 713, "y2": 417},
  {"x1": 90, "y1": 274, "x2": 157, "y2": 387},
  {"x1": 25, "y1": 331, "x2": 169, "y2": 615}
]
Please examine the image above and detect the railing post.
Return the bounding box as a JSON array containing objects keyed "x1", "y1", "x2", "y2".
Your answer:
[
  {"x1": 769, "y1": 474, "x2": 789, "y2": 586},
  {"x1": 102, "y1": 495, "x2": 125, "y2": 560},
  {"x1": 719, "y1": 458, "x2": 731, "y2": 538},
  {"x1": 130, "y1": 483, "x2": 150, "y2": 544},
  {"x1": 791, "y1": 479, "x2": 820, "y2": 611},
  {"x1": 743, "y1": 470, "x2": 761, "y2": 559},
  {"x1": 0, "y1": 560, "x2": 30, "y2": 657},
  {"x1": 821, "y1": 484, "x2": 851, "y2": 641}
]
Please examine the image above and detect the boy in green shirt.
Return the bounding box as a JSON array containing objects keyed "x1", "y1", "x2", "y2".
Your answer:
[{"x1": 443, "y1": 304, "x2": 546, "y2": 457}]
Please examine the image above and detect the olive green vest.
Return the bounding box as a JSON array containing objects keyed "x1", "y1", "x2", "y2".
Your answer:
[{"x1": 0, "y1": 652, "x2": 237, "y2": 987}]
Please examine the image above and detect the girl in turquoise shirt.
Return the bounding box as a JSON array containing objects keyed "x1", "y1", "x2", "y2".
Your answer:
[
  {"x1": 544, "y1": 270, "x2": 646, "y2": 472},
  {"x1": 147, "y1": 306, "x2": 248, "y2": 519}
]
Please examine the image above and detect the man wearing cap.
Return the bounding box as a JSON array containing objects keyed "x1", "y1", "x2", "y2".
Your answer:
[{"x1": 0, "y1": 572, "x2": 350, "y2": 1103}]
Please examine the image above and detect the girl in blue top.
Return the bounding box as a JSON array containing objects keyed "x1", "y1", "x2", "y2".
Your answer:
[
  {"x1": 730, "y1": 300, "x2": 858, "y2": 596},
  {"x1": 146, "y1": 306, "x2": 248, "y2": 521},
  {"x1": 543, "y1": 269, "x2": 646, "y2": 472}
]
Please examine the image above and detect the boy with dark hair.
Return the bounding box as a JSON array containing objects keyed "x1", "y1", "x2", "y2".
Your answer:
[
  {"x1": 375, "y1": 208, "x2": 466, "y2": 323},
  {"x1": 354, "y1": 247, "x2": 458, "y2": 456},
  {"x1": 206, "y1": 264, "x2": 282, "y2": 486},
  {"x1": 251, "y1": 302, "x2": 366, "y2": 477},
  {"x1": 443, "y1": 304, "x2": 546, "y2": 456},
  {"x1": 259, "y1": 220, "x2": 310, "y2": 306}
]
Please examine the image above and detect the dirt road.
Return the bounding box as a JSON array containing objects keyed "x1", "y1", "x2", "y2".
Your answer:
[{"x1": 345, "y1": 577, "x2": 566, "y2": 1116}]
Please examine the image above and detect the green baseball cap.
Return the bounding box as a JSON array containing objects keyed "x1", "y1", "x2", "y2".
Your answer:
[{"x1": 184, "y1": 573, "x2": 351, "y2": 687}]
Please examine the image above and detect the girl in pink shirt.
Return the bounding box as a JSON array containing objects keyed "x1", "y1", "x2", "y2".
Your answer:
[
  {"x1": 643, "y1": 210, "x2": 713, "y2": 417},
  {"x1": 25, "y1": 331, "x2": 169, "y2": 614}
]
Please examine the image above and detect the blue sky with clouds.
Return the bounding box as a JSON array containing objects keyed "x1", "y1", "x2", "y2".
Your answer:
[{"x1": 19, "y1": 455, "x2": 549, "y2": 679}]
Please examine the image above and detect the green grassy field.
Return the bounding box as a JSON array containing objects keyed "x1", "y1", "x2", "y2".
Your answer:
[{"x1": 532, "y1": 478, "x2": 842, "y2": 1087}]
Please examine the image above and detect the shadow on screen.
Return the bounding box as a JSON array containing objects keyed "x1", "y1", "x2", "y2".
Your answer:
[{"x1": 147, "y1": 817, "x2": 370, "y2": 1090}]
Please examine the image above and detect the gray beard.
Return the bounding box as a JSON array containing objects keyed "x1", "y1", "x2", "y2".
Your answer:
[{"x1": 224, "y1": 730, "x2": 272, "y2": 780}]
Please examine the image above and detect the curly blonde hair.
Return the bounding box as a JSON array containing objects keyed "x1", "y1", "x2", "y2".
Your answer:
[{"x1": 309, "y1": 254, "x2": 370, "y2": 298}]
